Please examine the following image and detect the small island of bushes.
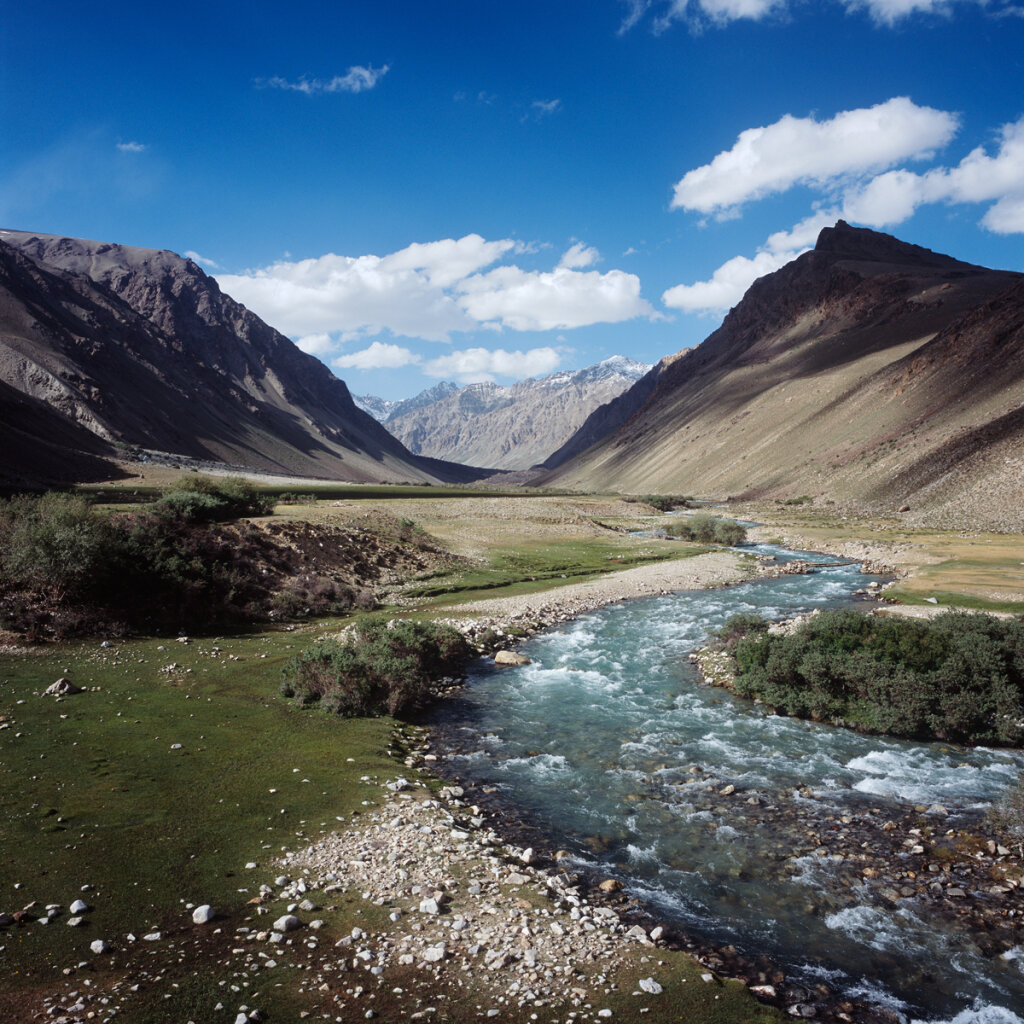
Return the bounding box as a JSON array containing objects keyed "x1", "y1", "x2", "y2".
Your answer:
[{"x1": 707, "y1": 608, "x2": 1024, "y2": 747}]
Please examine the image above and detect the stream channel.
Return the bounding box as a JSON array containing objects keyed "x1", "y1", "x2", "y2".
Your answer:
[{"x1": 425, "y1": 541, "x2": 1024, "y2": 1023}]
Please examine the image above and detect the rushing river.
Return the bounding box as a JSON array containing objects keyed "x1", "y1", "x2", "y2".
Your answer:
[{"x1": 426, "y1": 543, "x2": 1024, "y2": 1024}]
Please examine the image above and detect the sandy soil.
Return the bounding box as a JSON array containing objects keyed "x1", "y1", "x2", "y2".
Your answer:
[{"x1": 446, "y1": 550, "x2": 751, "y2": 624}]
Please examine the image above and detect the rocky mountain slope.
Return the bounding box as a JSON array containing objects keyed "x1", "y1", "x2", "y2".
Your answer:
[
  {"x1": 379, "y1": 357, "x2": 650, "y2": 470},
  {"x1": 0, "y1": 230, "x2": 484, "y2": 488},
  {"x1": 536, "y1": 222, "x2": 1024, "y2": 529}
]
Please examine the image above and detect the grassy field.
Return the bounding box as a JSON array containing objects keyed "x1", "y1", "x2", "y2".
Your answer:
[
  {"x1": 740, "y1": 503, "x2": 1024, "y2": 614},
  {"x1": 0, "y1": 488, "x2": 780, "y2": 1023}
]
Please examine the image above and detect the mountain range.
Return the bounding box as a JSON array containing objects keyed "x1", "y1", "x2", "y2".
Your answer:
[
  {"x1": 536, "y1": 221, "x2": 1024, "y2": 529},
  {"x1": 0, "y1": 230, "x2": 484, "y2": 488},
  {"x1": 357, "y1": 357, "x2": 650, "y2": 470}
]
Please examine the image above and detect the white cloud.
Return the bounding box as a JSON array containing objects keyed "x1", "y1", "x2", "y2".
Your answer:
[
  {"x1": 839, "y1": 115, "x2": 1024, "y2": 231},
  {"x1": 458, "y1": 265, "x2": 654, "y2": 331},
  {"x1": 531, "y1": 99, "x2": 562, "y2": 117},
  {"x1": 333, "y1": 342, "x2": 419, "y2": 371},
  {"x1": 422, "y1": 347, "x2": 562, "y2": 383},
  {"x1": 558, "y1": 242, "x2": 600, "y2": 269},
  {"x1": 663, "y1": 210, "x2": 834, "y2": 314},
  {"x1": 671, "y1": 98, "x2": 958, "y2": 216},
  {"x1": 629, "y1": 0, "x2": 1010, "y2": 30},
  {"x1": 217, "y1": 234, "x2": 654, "y2": 343},
  {"x1": 184, "y1": 250, "x2": 221, "y2": 269},
  {"x1": 295, "y1": 333, "x2": 335, "y2": 356},
  {"x1": 259, "y1": 65, "x2": 389, "y2": 95},
  {"x1": 117, "y1": 141, "x2": 146, "y2": 153}
]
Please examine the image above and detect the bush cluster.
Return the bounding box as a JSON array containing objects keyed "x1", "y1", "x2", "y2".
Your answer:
[
  {"x1": 664, "y1": 513, "x2": 747, "y2": 545},
  {"x1": 0, "y1": 489, "x2": 361, "y2": 637},
  {"x1": 153, "y1": 474, "x2": 274, "y2": 522},
  {"x1": 723, "y1": 609, "x2": 1024, "y2": 745},
  {"x1": 628, "y1": 494, "x2": 693, "y2": 512},
  {"x1": 280, "y1": 619, "x2": 471, "y2": 717}
]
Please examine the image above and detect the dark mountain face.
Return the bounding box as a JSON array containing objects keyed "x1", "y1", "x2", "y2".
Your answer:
[
  {"x1": 537, "y1": 222, "x2": 1024, "y2": 530},
  {"x1": 0, "y1": 231, "x2": 485, "y2": 486}
]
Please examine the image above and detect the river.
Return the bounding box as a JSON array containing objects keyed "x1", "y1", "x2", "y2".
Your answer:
[{"x1": 425, "y1": 542, "x2": 1024, "y2": 1023}]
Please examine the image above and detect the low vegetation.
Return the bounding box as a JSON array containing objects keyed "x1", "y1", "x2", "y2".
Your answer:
[
  {"x1": 280, "y1": 618, "x2": 471, "y2": 717},
  {"x1": 0, "y1": 487, "x2": 387, "y2": 637},
  {"x1": 664, "y1": 513, "x2": 747, "y2": 545},
  {"x1": 715, "y1": 609, "x2": 1024, "y2": 745},
  {"x1": 627, "y1": 493, "x2": 693, "y2": 512}
]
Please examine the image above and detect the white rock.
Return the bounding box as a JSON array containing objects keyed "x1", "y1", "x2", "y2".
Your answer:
[
  {"x1": 192, "y1": 904, "x2": 215, "y2": 924},
  {"x1": 90, "y1": 939, "x2": 111, "y2": 954},
  {"x1": 69, "y1": 899, "x2": 89, "y2": 914},
  {"x1": 422, "y1": 943, "x2": 446, "y2": 962},
  {"x1": 273, "y1": 915, "x2": 301, "y2": 933},
  {"x1": 66, "y1": 916, "x2": 84, "y2": 927},
  {"x1": 639, "y1": 978, "x2": 663, "y2": 994},
  {"x1": 143, "y1": 931, "x2": 162, "y2": 941},
  {"x1": 418, "y1": 897, "x2": 441, "y2": 915}
]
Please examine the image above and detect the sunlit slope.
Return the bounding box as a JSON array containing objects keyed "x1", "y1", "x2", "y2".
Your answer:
[{"x1": 539, "y1": 222, "x2": 1024, "y2": 528}]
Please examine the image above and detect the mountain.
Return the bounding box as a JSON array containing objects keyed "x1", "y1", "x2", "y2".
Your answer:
[
  {"x1": 0, "y1": 230, "x2": 486, "y2": 488},
  {"x1": 536, "y1": 222, "x2": 1024, "y2": 529},
  {"x1": 352, "y1": 393, "x2": 398, "y2": 422},
  {"x1": 380, "y1": 357, "x2": 651, "y2": 470}
]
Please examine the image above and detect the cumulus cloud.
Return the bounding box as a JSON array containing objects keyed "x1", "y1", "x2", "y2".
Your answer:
[
  {"x1": 333, "y1": 341, "x2": 419, "y2": 370},
  {"x1": 217, "y1": 234, "x2": 654, "y2": 343},
  {"x1": 839, "y1": 115, "x2": 1024, "y2": 231},
  {"x1": 663, "y1": 210, "x2": 834, "y2": 314},
  {"x1": 295, "y1": 333, "x2": 335, "y2": 356},
  {"x1": 672, "y1": 98, "x2": 958, "y2": 216},
  {"x1": 117, "y1": 141, "x2": 146, "y2": 153},
  {"x1": 184, "y1": 250, "x2": 221, "y2": 269},
  {"x1": 558, "y1": 242, "x2": 601, "y2": 269},
  {"x1": 258, "y1": 65, "x2": 389, "y2": 95},
  {"x1": 458, "y1": 265, "x2": 654, "y2": 332},
  {"x1": 422, "y1": 347, "x2": 563, "y2": 383}
]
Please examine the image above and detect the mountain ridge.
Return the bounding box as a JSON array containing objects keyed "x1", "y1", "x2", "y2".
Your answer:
[
  {"x1": 0, "y1": 230, "x2": 487, "y2": 487},
  {"x1": 536, "y1": 221, "x2": 1024, "y2": 530}
]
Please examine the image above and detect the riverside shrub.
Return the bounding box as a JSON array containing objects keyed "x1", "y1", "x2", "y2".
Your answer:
[
  {"x1": 727, "y1": 609, "x2": 1024, "y2": 745},
  {"x1": 664, "y1": 515, "x2": 747, "y2": 545},
  {"x1": 153, "y1": 474, "x2": 274, "y2": 522},
  {"x1": 281, "y1": 619, "x2": 471, "y2": 717}
]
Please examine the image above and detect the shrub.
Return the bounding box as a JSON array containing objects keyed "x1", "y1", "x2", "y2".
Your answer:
[
  {"x1": 281, "y1": 619, "x2": 471, "y2": 718},
  {"x1": 663, "y1": 515, "x2": 746, "y2": 546},
  {"x1": 154, "y1": 474, "x2": 273, "y2": 521},
  {"x1": 713, "y1": 612, "x2": 769, "y2": 648},
  {"x1": 727, "y1": 609, "x2": 1024, "y2": 745},
  {"x1": 637, "y1": 494, "x2": 692, "y2": 512},
  {"x1": 0, "y1": 492, "x2": 114, "y2": 601}
]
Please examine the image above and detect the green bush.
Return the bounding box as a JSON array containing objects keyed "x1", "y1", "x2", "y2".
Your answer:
[
  {"x1": 281, "y1": 619, "x2": 471, "y2": 718},
  {"x1": 713, "y1": 612, "x2": 769, "y2": 648},
  {"x1": 664, "y1": 515, "x2": 747, "y2": 546},
  {"x1": 0, "y1": 492, "x2": 114, "y2": 601},
  {"x1": 727, "y1": 609, "x2": 1024, "y2": 745},
  {"x1": 154, "y1": 474, "x2": 273, "y2": 521},
  {"x1": 636, "y1": 494, "x2": 693, "y2": 512}
]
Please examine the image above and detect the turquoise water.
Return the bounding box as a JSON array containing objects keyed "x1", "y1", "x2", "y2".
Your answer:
[{"x1": 428, "y1": 545, "x2": 1024, "y2": 1023}]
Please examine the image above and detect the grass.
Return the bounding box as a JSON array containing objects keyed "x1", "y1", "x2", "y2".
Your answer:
[
  {"x1": 401, "y1": 538, "x2": 710, "y2": 606},
  {"x1": 0, "y1": 624, "x2": 406, "y2": 1019}
]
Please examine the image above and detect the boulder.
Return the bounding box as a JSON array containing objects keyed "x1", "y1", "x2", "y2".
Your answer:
[
  {"x1": 494, "y1": 650, "x2": 531, "y2": 666},
  {"x1": 44, "y1": 678, "x2": 82, "y2": 696},
  {"x1": 273, "y1": 914, "x2": 301, "y2": 932},
  {"x1": 192, "y1": 904, "x2": 215, "y2": 924}
]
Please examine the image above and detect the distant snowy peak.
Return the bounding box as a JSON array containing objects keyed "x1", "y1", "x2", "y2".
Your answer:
[
  {"x1": 353, "y1": 394, "x2": 397, "y2": 422},
  {"x1": 549, "y1": 355, "x2": 651, "y2": 387}
]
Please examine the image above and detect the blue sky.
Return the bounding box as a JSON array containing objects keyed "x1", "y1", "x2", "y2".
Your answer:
[{"x1": 3, "y1": 0, "x2": 1023, "y2": 400}]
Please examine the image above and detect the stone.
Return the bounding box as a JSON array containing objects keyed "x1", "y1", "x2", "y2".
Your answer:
[
  {"x1": 44, "y1": 678, "x2": 83, "y2": 696},
  {"x1": 598, "y1": 879, "x2": 624, "y2": 892},
  {"x1": 192, "y1": 904, "x2": 215, "y2": 924},
  {"x1": 494, "y1": 651, "x2": 531, "y2": 666},
  {"x1": 142, "y1": 931, "x2": 162, "y2": 941},
  {"x1": 418, "y1": 897, "x2": 441, "y2": 915},
  {"x1": 422, "y1": 943, "x2": 446, "y2": 962},
  {"x1": 66, "y1": 916, "x2": 84, "y2": 927},
  {"x1": 273, "y1": 915, "x2": 302, "y2": 932},
  {"x1": 90, "y1": 939, "x2": 111, "y2": 954},
  {"x1": 69, "y1": 899, "x2": 89, "y2": 914},
  {"x1": 639, "y1": 977, "x2": 663, "y2": 994}
]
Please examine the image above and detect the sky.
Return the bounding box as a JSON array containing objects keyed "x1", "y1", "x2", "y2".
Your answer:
[{"x1": 2, "y1": 1, "x2": 1023, "y2": 401}]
